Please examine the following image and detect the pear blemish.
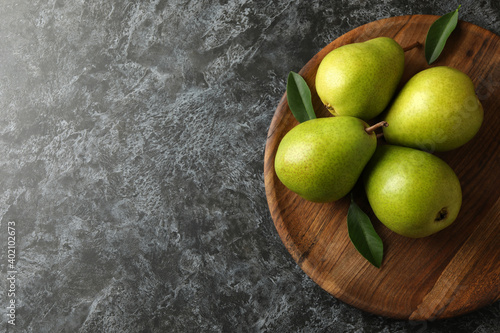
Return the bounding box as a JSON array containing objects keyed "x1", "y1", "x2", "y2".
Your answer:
[{"x1": 435, "y1": 208, "x2": 449, "y2": 222}]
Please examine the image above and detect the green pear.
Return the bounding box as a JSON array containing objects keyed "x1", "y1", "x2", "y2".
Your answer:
[
  {"x1": 275, "y1": 116, "x2": 386, "y2": 202},
  {"x1": 315, "y1": 37, "x2": 404, "y2": 121},
  {"x1": 363, "y1": 145, "x2": 462, "y2": 238},
  {"x1": 383, "y1": 66, "x2": 483, "y2": 152}
]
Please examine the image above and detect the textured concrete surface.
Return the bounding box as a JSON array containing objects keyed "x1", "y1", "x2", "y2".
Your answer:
[{"x1": 0, "y1": 0, "x2": 499, "y2": 332}]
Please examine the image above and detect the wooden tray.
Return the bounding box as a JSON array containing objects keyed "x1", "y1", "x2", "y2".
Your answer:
[{"x1": 264, "y1": 15, "x2": 500, "y2": 320}]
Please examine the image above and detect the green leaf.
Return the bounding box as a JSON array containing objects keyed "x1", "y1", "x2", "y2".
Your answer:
[
  {"x1": 347, "y1": 196, "x2": 383, "y2": 268},
  {"x1": 425, "y1": 5, "x2": 461, "y2": 65},
  {"x1": 286, "y1": 71, "x2": 316, "y2": 123}
]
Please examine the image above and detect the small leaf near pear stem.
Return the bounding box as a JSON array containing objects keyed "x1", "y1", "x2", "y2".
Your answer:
[
  {"x1": 365, "y1": 121, "x2": 388, "y2": 135},
  {"x1": 402, "y1": 41, "x2": 421, "y2": 52},
  {"x1": 424, "y1": 5, "x2": 461, "y2": 65},
  {"x1": 286, "y1": 71, "x2": 317, "y2": 123},
  {"x1": 347, "y1": 193, "x2": 384, "y2": 268}
]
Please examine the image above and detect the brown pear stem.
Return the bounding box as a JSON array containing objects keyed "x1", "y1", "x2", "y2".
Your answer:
[
  {"x1": 376, "y1": 133, "x2": 384, "y2": 139},
  {"x1": 365, "y1": 121, "x2": 388, "y2": 135},
  {"x1": 403, "y1": 41, "x2": 421, "y2": 52}
]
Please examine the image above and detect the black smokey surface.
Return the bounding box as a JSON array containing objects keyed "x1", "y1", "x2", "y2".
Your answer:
[{"x1": 0, "y1": 0, "x2": 498, "y2": 332}]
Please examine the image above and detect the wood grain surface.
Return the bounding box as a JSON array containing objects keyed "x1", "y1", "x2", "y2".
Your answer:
[{"x1": 264, "y1": 15, "x2": 500, "y2": 320}]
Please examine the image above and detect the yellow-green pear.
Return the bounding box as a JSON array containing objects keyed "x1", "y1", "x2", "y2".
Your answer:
[
  {"x1": 275, "y1": 116, "x2": 386, "y2": 203},
  {"x1": 363, "y1": 145, "x2": 462, "y2": 238},
  {"x1": 315, "y1": 37, "x2": 404, "y2": 120},
  {"x1": 383, "y1": 66, "x2": 483, "y2": 152}
]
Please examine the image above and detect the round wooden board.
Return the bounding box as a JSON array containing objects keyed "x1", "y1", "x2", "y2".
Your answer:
[{"x1": 264, "y1": 15, "x2": 500, "y2": 320}]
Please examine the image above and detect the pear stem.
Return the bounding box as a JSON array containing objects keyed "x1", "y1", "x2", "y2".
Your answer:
[
  {"x1": 365, "y1": 121, "x2": 388, "y2": 135},
  {"x1": 376, "y1": 133, "x2": 384, "y2": 139},
  {"x1": 403, "y1": 41, "x2": 421, "y2": 52}
]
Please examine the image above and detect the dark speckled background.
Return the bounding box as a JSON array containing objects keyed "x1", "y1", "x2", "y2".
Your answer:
[{"x1": 0, "y1": 0, "x2": 499, "y2": 332}]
